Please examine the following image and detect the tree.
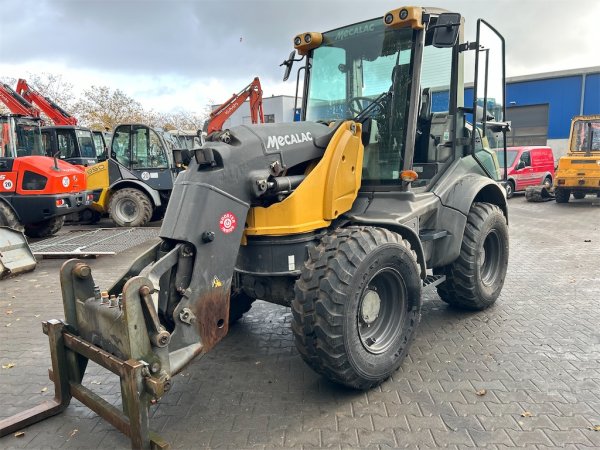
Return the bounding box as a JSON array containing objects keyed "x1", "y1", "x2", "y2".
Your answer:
[
  {"x1": 73, "y1": 86, "x2": 144, "y2": 130},
  {"x1": 161, "y1": 109, "x2": 205, "y2": 131},
  {"x1": 25, "y1": 73, "x2": 75, "y2": 112},
  {"x1": 1, "y1": 72, "x2": 210, "y2": 134}
]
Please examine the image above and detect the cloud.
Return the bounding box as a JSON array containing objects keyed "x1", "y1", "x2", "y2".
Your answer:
[{"x1": 1, "y1": 0, "x2": 598, "y2": 112}]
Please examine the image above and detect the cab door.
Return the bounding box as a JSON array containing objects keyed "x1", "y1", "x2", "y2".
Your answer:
[
  {"x1": 128, "y1": 125, "x2": 173, "y2": 191},
  {"x1": 514, "y1": 149, "x2": 534, "y2": 188},
  {"x1": 472, "y1": 20, "x2": 507, "y2": 181}
]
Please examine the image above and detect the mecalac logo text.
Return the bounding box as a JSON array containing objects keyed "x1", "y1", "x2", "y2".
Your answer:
[
  {"x1": 266, "y1": 132, "x2": 313, "y2": 151},
  {"x1": 335, "y1": 23, "x2": 375, "y2": 41}
]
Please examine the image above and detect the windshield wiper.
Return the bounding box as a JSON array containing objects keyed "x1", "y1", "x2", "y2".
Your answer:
[{"x1": 354, "y1": 91, "x2": 391, "y2": 122}]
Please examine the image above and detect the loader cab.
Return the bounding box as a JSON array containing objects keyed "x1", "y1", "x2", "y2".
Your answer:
[
  {"x1": 41, "y1": 126, "x2": 98, "y2": 166},
  {"x1": 110, "y1": 124, "x2": 177, "y2": 191},
  {"x1": 0, "y1": 115, "x2": 44, "y2": 158},
  {"x1": 294, "y1": 7, "x2": 507, "y2": 190}
]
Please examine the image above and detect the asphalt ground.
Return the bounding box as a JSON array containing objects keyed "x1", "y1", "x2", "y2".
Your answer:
[{"x1": 1, "y1": 194, "x2": 599, "y2": 449}]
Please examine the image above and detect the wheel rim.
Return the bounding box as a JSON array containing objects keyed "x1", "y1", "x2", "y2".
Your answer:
[
  {"x1": 479, "y1": 229, "x2": 502, "y2": 286},
  {"x1": 116, "y1": 198, "x2": 138, "y2": 222},
  {"x1": 506, "y1": 183, "x2": 513, "y2": 197},
  {"x1": 543, "y1": 177, "x2": 552, "y2": 188},
  {"x1": 357, "y1": 267, "x2": 407, "y2": 355}
]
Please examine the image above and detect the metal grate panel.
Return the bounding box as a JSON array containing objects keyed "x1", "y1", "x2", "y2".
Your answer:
[{"x1": 30, "y1": 228, "x2": 160, "y2": 256}]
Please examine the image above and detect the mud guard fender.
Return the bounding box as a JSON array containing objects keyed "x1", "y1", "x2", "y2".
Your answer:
[
  {"x1": 109, "y1": 179, "x2": 162, "y2": 207},
  {"x1": 347, "y1": 219, "x2": 427, "y2": 279},
  {"x1": 432, "y1": 175, "x2": 507, "y2": 267}
]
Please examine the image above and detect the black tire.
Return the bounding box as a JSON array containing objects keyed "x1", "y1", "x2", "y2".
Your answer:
[
  {"x1": 150, "y1": 203, "x2": 167, "y2": 222},
  {"x1": 24, "y1": 216, "x2": 65, "y2": 238},
  {"x1": 573, "y1": 192, "x2": 585, "y2": 200},
  {"x1": 525, "y1": 186, "x2": 541, "y2": 202},
  {"x1": 292, "y1": 226, "x2": 422, "y2": 390},
  {"x1": 505, "y1": 180, "x2": 515, "y2": 199},
  {"x1": 109, "y1": 188, "x2": 153, "y2": 227},
  {"x1": 542, "y1": 176, "x2": 552, "y2": 188},
  {"x1": 79, "y1": 208, "x2": 102, "y2": 224},
  {"x1": 435, "y1": 202, "x2": 508, "y2": 311},
  {"x1": 0, "y1": 201, "x2": 24, "y2": 233},
  {"x1": 555, "y1": 188, "x2": 570, "y2": 203},
  {"x1": 229, "y1": 290, "x2": 255, "y2": 325}
]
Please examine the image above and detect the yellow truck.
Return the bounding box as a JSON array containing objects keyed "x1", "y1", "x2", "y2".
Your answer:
[{"x1": 554, "y1": 115, "x2": 600, "y2": 203}]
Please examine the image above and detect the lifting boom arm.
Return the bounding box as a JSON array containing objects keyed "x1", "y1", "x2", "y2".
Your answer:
[
  {"x1": 0, "y1": 83, "x2": 40, "y2": 118},
  {"x1": 16, "y1": 78, "x2": 77, "y2": 126},
  {"x1": 206, "y1": 77, "x2": 264, "y2": 134}
]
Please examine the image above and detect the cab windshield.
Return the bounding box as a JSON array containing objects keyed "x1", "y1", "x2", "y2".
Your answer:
[
  {"x1": 305, "y1": 18, "x2": 414, "y2": 185},
  {"x1": 14, "y1": 118, "x2": 44, "y2": 157},
  {"x1": 76, "y1": 129, "x2": 96, "y2": 158},
  {"x1": 571, "y1": 119, "x2": 600, "y2": 152}
]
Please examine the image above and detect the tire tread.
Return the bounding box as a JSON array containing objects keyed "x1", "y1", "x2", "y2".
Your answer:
[{"x1": 292, "y1": 226, "x2": 420, "y2": 389}]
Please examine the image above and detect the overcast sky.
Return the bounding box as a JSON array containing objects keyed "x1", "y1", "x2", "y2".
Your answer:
[{"x1": 1, "y1": 0, "x2": 599, "y2": 113}]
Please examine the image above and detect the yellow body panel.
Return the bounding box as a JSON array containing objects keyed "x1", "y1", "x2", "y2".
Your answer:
[
  {"x1": 85, "y1": 162, "x2": 111, "y2": 213},
  {"x1": 554, "y1": 155, "x2": 600, "y2": 189},
  {"x1": 245, "y1": 121, "x2": 363, "y2": 236}
]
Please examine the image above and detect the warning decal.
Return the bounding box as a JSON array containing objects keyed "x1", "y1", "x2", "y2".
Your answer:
[{"x1": 219, "y1": 212, "x2": 237, "y2": 234}]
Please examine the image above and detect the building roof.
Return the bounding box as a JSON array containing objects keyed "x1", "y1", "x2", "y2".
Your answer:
[{"x1": 506, "y1": 66, "x2": 600, "y2": 84}]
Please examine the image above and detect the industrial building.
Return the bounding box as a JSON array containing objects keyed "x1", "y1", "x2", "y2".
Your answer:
[
  {"x1": 470, "y1": 66, "x2": 600, "y2": 157},
  {"x1": 221, "y1": 66, "x2": 599, "y2": 159}
]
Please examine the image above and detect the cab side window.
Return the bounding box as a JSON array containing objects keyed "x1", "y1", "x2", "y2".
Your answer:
[
  {"x1": 130, "y1": 127, "x2": 168, "y2": 169},
  {"x1": 57, "y1": 131, "x2": 76, "y2": 159},
  {"x1": 148, "y1": 129, "x2": 168, "y2": 168},
  {"x1": 131, "y1": 127, "x2": 149, "y2": 169},
  {"x1": 111, "y1": 126, "x2": 131, "y2": 167},
  {"x1": 520, "y1": 151, "x2": 531, "y2": 167},
  {"x1": 41, "y1": 132, "x2": 52, "y2": 156}
]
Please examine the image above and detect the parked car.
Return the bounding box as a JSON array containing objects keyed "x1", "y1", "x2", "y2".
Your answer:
[{"x1": 496, "y1": 146, "x2": 555, "y2": 198}]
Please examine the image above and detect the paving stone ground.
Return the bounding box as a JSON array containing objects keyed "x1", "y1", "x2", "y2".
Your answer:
[{"x1": 1, "y1": 195, "x2": 599, "y2": 449}]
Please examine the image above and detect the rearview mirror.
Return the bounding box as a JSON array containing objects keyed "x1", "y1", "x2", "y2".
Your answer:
[
  {"x1": 432, "y1": 13, "x2": 461, "y2": 48},
  {"x1": 281, "y1": 50, "x2": 296, "y2": 81}
]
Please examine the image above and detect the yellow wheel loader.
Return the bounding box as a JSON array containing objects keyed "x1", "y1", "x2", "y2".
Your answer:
[
  {"x1": 85, "y1": 124, "x2": 183, "y2": 226},
  {"x1": 554, "y1": 115, "x2": 600, "y2": 202},
  {"x1": 0, "y1": 6, "x2": 511, "y2": 448}
]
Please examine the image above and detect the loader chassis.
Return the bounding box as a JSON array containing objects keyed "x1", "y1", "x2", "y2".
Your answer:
[
  {"x1": 0, "y1": 115, "x2": 92, "y2": 237},
  {"x1": 554, "y1": 115, "x2": 600, "y2": 202},
  {"x1": 85, "y1": 123, "x2": 180, "y2": 226},
  {"x1": 0, "y1": 6, "x2": 510, "y2": 449}
]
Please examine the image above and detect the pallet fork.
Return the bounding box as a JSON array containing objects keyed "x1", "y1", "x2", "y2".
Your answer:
[{"x1": 0, "y1": 257, "x2": 173, "y2": 449}]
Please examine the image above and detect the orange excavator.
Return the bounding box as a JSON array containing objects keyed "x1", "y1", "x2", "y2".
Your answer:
[
  {"x1": 0, "y1": 82, "x2": 92, "y2": 239},
  {"x1": 204, "y1": 77, "x2": 265, "y2": 135},
  {"x1": 16, "y1": 78, "x2": 100, "y2": 166}
]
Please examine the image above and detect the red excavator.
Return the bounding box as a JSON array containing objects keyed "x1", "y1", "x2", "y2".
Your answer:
[
  {"x1": 205, "y1": 77, "x2": 265, "y2": 135},
  {"x1": 16, "y1": 78, "x2": 99, "y2": 166},
  {"x1": 0, "y1": 82, "x2": 92, "y2": 238}
]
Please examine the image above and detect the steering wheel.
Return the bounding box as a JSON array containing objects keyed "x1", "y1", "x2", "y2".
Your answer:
[{"x1": 348, "y1": 96, "x2": 377, "y2": 115}]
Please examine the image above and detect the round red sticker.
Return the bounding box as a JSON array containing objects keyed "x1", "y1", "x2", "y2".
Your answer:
[{"x1": 219, "y1": 212, "x2": 237, "y2": 234}]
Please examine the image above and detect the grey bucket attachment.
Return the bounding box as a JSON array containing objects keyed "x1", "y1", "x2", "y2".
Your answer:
[{"x1": 0, "y1": 226, "x2": 37, "y2": 279}]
